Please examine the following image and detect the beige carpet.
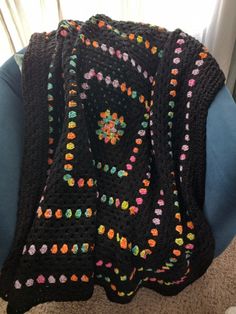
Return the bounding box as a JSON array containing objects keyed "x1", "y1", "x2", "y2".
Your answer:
[{"x1": 1, "y1": 238, "x2": 235, "y2": 314}]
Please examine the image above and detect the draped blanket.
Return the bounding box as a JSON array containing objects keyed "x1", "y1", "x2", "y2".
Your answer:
[{"x1": 0, "y1": 14, "x2": 225, "y2": 313}]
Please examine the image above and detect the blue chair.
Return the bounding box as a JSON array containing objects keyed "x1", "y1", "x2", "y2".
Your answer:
[{"x1": 0, "y1": 49, "x2": 236, "y2": 267}]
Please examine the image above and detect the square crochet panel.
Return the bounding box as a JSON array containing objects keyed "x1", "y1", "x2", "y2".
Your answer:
[{"x1": 0, "y1": 14, "x2": 225, "y2": 314}]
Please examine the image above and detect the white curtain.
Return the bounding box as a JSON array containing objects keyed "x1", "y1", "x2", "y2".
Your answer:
[{"x1": 1, "y1": 0, "x2": 236, "y2": 86}]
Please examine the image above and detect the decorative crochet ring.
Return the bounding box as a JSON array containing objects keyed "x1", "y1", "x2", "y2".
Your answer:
[{"x1": 96, "y1": 109, "x2": 126, "y2": 145}]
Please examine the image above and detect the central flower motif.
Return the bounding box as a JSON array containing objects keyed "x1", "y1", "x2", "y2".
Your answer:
[{"x1": 96, "y1": 109, "x2": 126, "y2": 145}]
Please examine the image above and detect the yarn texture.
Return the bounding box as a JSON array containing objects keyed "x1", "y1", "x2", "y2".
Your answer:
[{"x1": 0, "y1": 14, "x2": 225, "y2": 314}]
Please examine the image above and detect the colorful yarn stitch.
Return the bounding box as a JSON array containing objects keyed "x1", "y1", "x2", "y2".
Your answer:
[
  {"x1": 0, "y1": 14, "x2": 225, "y2": 314},
  {"x1": 96, "y1": 109, "x2": 126, "y2": 145}
]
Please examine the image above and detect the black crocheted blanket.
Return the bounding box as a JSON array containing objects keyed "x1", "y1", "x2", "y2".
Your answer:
[{"x1": 0, "y1": 14, "x2": 225, "y2": 314}]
